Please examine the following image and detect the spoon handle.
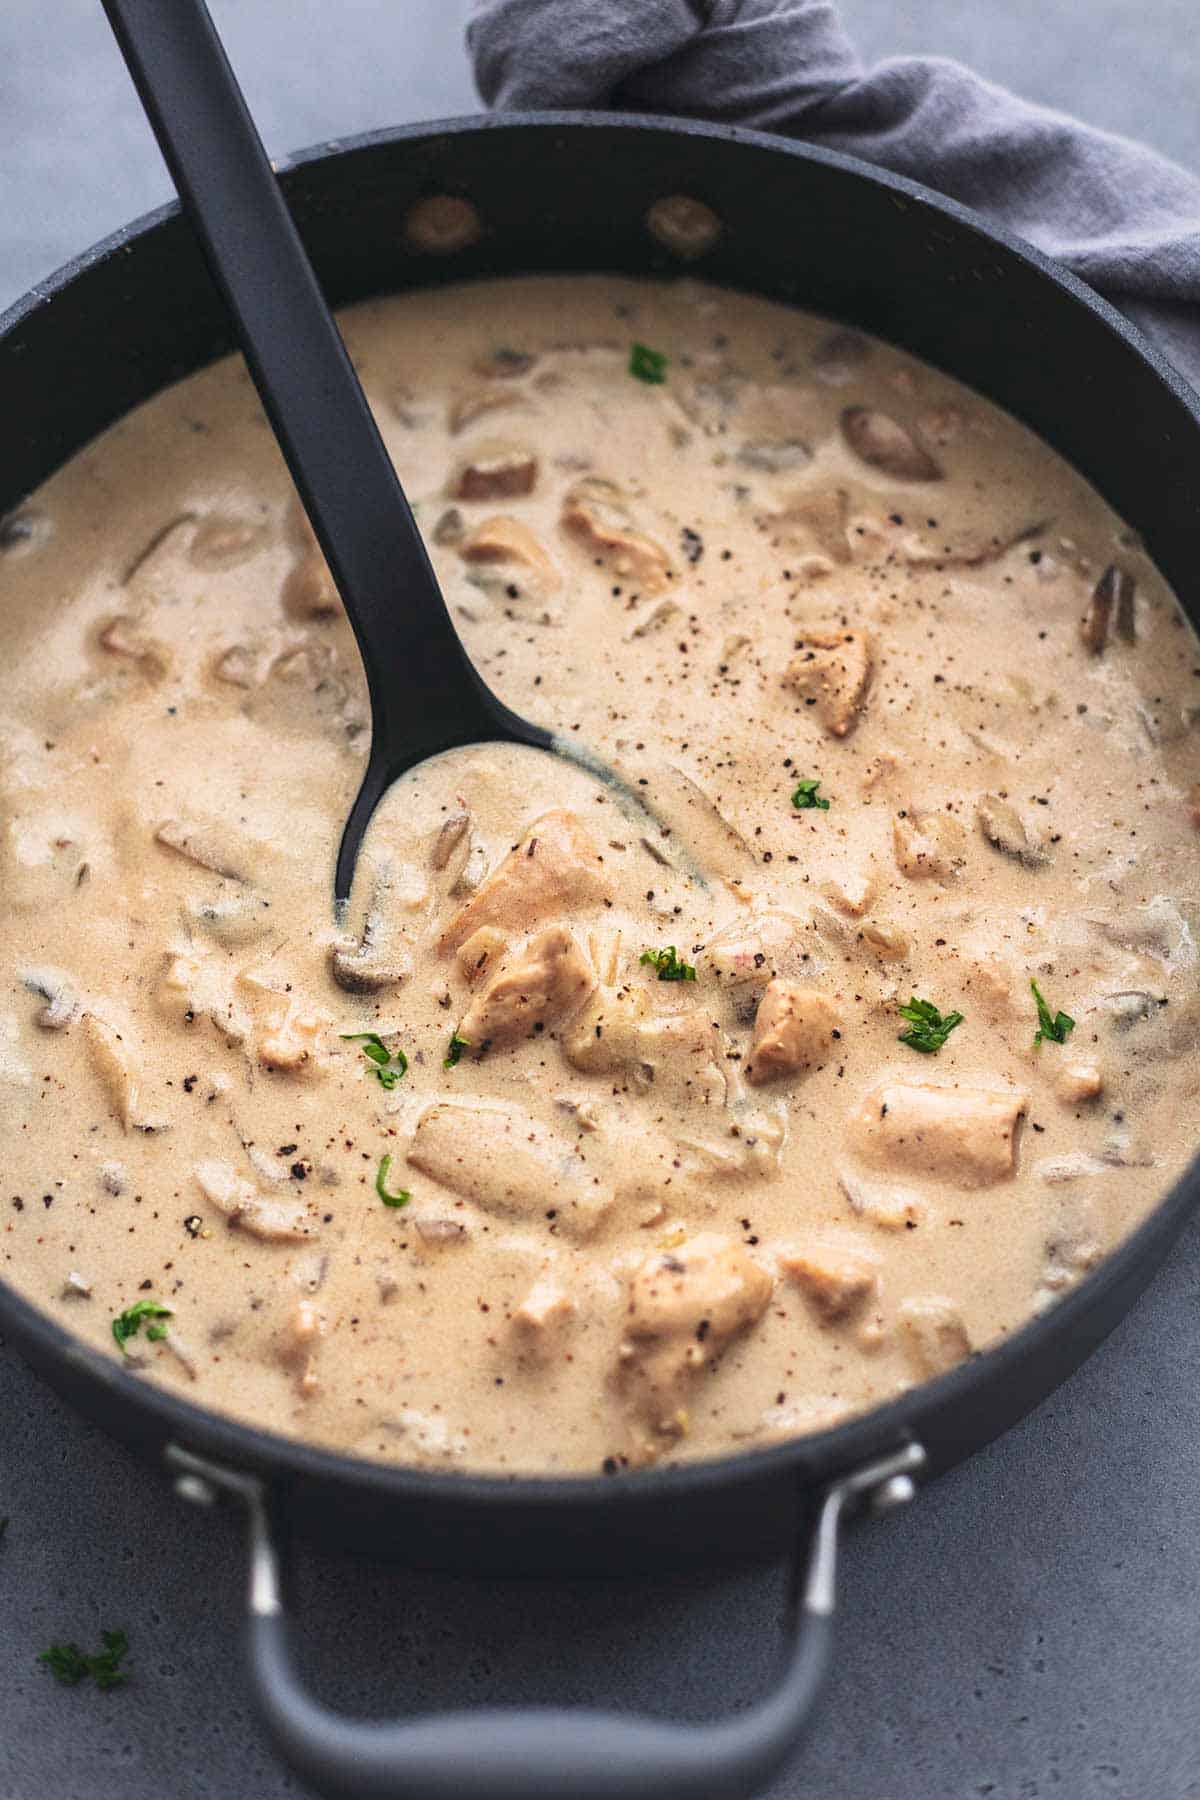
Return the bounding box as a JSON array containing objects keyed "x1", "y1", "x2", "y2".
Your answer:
[{"x1": 100, "y1": 0, "x2": 512, "y2": 762}]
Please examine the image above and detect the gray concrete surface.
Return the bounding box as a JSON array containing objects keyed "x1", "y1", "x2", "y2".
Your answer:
[{"x1": 3, "y1": 5, "x2": 1199, "y2": 1799}]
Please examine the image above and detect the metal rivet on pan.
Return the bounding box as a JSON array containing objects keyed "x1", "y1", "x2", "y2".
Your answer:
[
  {"x1": 868, "y1": 1472, "x2": 918, "y2": 1514},
  {"x1": 405, "y1": 195, "x2": 483, "y2": 254},
  {"x1": 645, "y1": 195, "x2": 722, "y2": 260}
]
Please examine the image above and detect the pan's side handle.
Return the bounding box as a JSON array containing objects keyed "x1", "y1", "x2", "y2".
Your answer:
[{"x1": 167, "y1": 1441, "x2": 924, "y2": 1800}]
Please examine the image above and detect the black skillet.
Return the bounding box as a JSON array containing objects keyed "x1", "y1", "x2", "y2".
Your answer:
[{"x1": 2, "y1": 54, "x2": 1200, "y2": 1800}]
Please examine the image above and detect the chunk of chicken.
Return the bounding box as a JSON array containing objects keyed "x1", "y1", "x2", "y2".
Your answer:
[
  {"x1": 618, "y1": 1232, "x2": 772, "y2": 1444},
  {"x1": 783, "y1": 630, "x2": 873, "y2": 737},
  {"x1": 458, "y1": 925, "x2": 595, "y2": 1050},
  {"x1": 83, "y1": 1015, "x2": 167, "y2": 1133},
  {"x1": 746, "y1": 980, "x2": 841, "y2": 1086},
  {"x1": 450, "y1": 441, "x2": 538, "y2": 501},
  {"x1": 458, "y1": 514, "x2": 560, "y2": 602},
  {"x1": 436, "y1": 810, "x2": 611, "y2": 954},
  {"x1": 407, "y1": 1101, "x2": 613, "y2": 1239},
  {"x1": 562, "y1": 987, "x2": 724, "y2": 1103},
  {"x1": 257, "y1": 1005, "x2": 331, "y2": 1072},
  {"x1": 850, "y1": 1080, "x2": 1027, "y2": 1187},
  {"x1": 194, "y1": 1159, "x2": 317, "y2": 1240},
  {"x1": 1056, "y1": 1061, "x2": 1104, "y2": 1104},
  {"x1": 561, "y1": 477, "x2": 673, "y2": 594},
  {"x1": 837, "y1": 1168, "x2": 926, "y2": 1230},
  {"x1": 455, "y1": 924, "x2": 509, "y2": 986},
  {"x1": 780, "y1": 1244, "x2": 878, "y2": 1321},
  {"x1": 898, "y1": 1296, "x2": 971, "y2": 1376},
  {"x1": 698, "y1": 909, "x2": 808, "y2": 1016},
  {"x1": 513, "y1": 1278, "x2": 575, "y2": 1348},
  {"x1": 892, "y1": 809, "x2": 968, "y2": 883}
]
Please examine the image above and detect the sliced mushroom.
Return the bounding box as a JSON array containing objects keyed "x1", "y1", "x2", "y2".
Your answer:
[
  {"x1": 282, "y1": 551, "x2": 342, "y2": 619},
  {"x1": 194, "y1": 1158, "x2": 317, "y2": 1240},
  {"x1": 329, "y1": 894, "x2": 411, "y2": 993},
  {"x1": 1080, "y1": 564, "x2": 1135, "y2": 654},
  {"x1": 154, "y1": 817, "x2": 248, "y2": 883},
  {"x1": 83, "y1": 1014, "x2": 168, "y2": 1133},
  {"x1": 20, "y1": 966, "x2": 80, "y2": 1030},
  {"x1": 474, "y1": 346, "x2": 539, "y2": 380},
  {"x1": 431, "y1": 507, "x2": 464, "y2": 546},
  {"x1": 811, "y1": 331, "x2": 870, "y2": 384},
  {"x1": 448, "y1": 387, "x2": 534, "y2": 434},
  {"x1": 975, "y1": 793, "x2": 1049, "y2": 869},
  {"x1": 185, "y1": 886, "x2": 273, "y2": 946},
  {"x1": 450, "y1": 441, "x2": 538, "y2": 501},
  {"x1": 97, "y1": 614, "x2": 170, "y2": 679},
  {"x1": 783, "y1": 630, "x2": 873, "y2": 737},
  {"x1": 431, "y1": 811, "x2": 471, "y2": 872},
  {"x1": 737, "y1": 439, "x2": 811, "y2": 473},
  {"x1": 840, "y1": 407, "x2": 942, "y2": 481}
]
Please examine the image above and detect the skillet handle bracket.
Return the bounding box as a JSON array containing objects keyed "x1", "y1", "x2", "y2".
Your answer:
[{"x1": 166, "y1": 1437, "x2": 924, "y2": 1800}]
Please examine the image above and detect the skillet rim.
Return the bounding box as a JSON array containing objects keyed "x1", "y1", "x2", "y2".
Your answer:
[{"x1": 2, "y1": 107, "x2": 1199, "y2": 1513}]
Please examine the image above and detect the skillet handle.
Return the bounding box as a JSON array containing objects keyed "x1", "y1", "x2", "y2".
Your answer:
[{"x1": 168, "y1": 1442, "x2": 923, "y2": 1800}]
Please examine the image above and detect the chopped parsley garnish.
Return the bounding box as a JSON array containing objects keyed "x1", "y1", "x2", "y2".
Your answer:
[
  {"x1": 1031, "y1": 978, "x2": 1075, "y2": 1046},
  {"x1": 629, "y1": 342, "x2": 668, "y2": 385},
  {"x1": 39, "y1": 1628, "x2": 129, "y2": 1691},
  {"x1": 341, "y1": 1031, "x2": 408, "y2": 1090},
  {"x1": 640, "y1": 945, "x2": 697, "y2": 983},
  {"x1": 444, "y1": 1032, "x2": 470, "y2": 1070},
  {"x1": 791, "y1": 778, "x2": 830, "y2": 811},
  {"x1": 897, "y1": 996, "x2": 964, "y2": 1054},
  {"x1": 111, "y1": 1300, "x2": 172, "y2": 1355},
  {"x1": 375, "y1": 1154, "x2": 411, "y2": 1209}
]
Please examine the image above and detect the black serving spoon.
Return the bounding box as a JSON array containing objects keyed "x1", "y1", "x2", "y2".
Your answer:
[{"x1": 100, "y1": 0, "x2": 577, "y2": 914}]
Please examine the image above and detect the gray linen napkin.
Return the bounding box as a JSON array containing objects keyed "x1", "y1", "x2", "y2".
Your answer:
[{"x1": 467, "y1": 0, "x2": 1200, "y2": 386}]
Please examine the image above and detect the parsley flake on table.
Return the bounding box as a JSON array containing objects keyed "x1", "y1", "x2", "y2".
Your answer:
[
  {"x1": 444, "y1": 1032, "x2": 470, "y2": 1069},
  {"x1": 375, "y1": 1154, "x2": 411, "y2": 1209},
  {"x1": 341, "y1": 1031, "x2": 408, "y2": 1090},
  {"x1": 629, "y1": 341, "x2": 668, "y2": 384},
  {"x1": 111, "y1": 1300, "x2": 172, "y2": 1356},
  {"x1": 1031, "y1": 978, "x2": 1075, "y2": 1046},
  {"x1": 897, "y1": 996, "x2": 964, "y2": 1054},
  {"x1": 791, "y1": 777, "x2": 830, "y2": 811},
  {"x1": 39, "y1": 1628, "x2": 130, "y2": 1691}
]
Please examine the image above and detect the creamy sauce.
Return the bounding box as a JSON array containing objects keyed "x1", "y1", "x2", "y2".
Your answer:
[{"x1": 2, "y1": 275, "x2": 1198, "y2": 1476}]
